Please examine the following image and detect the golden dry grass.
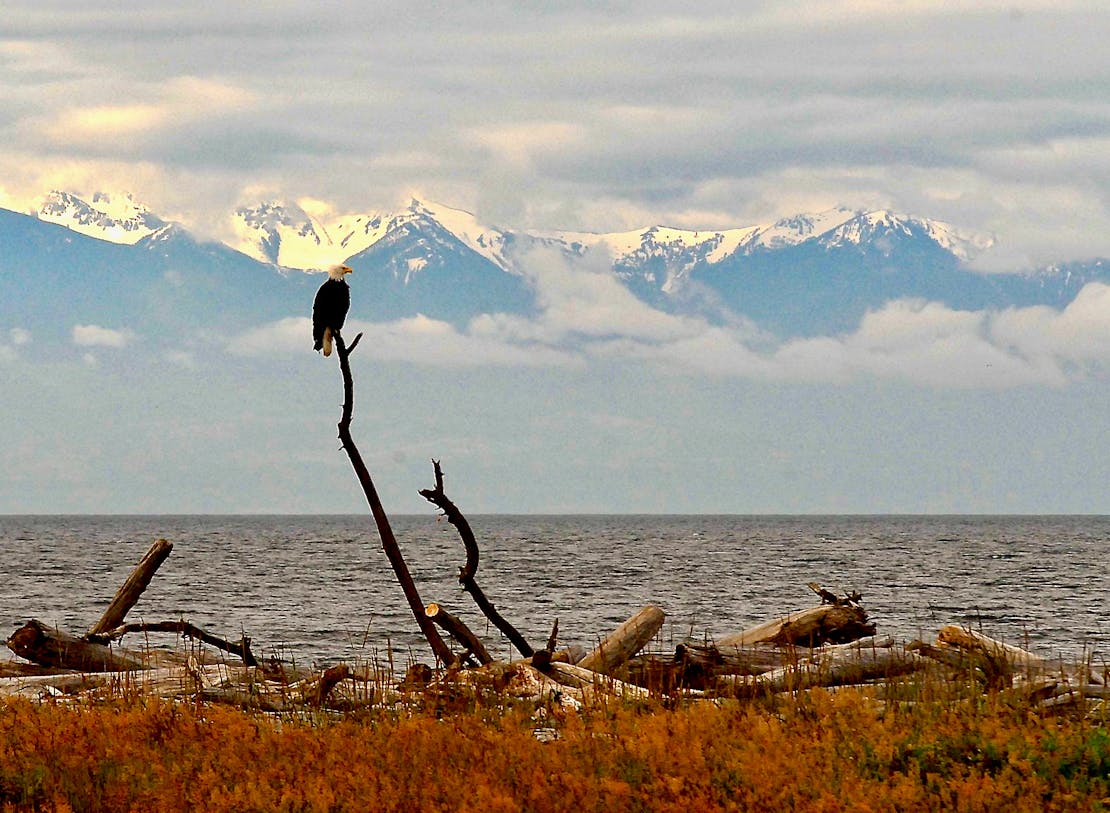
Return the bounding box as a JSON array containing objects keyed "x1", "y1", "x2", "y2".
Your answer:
[{"x1": 0, "y1": 681, "x2": 1107, "y2": 812}]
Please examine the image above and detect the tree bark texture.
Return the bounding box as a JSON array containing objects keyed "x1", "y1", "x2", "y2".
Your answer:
[{"x1": 719, "y1": 642, "x2": 926, "y2": 698}]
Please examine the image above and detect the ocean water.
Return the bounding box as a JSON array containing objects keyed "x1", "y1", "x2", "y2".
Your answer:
[{"x1": 1, "y1": 515, "x2": 1107, "y2": 667}]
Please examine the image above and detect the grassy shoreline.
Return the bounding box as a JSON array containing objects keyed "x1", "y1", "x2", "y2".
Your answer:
[{"x1": 2, "y1": 683, "x2": 1108, "y2": 812}]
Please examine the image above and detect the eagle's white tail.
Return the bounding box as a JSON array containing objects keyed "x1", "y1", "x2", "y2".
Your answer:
[{"x1": 323, "y1": 327, "x2": 333, "y2": 357}]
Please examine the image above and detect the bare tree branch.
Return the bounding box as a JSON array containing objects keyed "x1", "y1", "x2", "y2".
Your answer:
[
  {"x1": 420, "y1": 459, "x2": 535, "y2": 657},
  {"x1": 334, "y1": 332, "x2": 457, "y2": 667}
]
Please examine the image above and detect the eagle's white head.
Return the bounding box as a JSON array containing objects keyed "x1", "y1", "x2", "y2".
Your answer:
[{"x1": 327, "y1": 264, "x2": 354, "y2": 281}]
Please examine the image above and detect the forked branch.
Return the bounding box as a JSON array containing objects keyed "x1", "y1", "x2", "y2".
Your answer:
[{"x1": 420, "y1": 459, "x2": 534, "y2": 657}]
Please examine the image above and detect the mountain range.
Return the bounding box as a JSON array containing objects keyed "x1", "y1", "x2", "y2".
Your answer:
[{"x1": 3, "y1": 190, "x2": 1107, "y2": 344}]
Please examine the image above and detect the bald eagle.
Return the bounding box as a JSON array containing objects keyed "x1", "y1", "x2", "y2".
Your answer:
[{"x1": 312, "y1": 265, "x2": 353, "y2": 357}]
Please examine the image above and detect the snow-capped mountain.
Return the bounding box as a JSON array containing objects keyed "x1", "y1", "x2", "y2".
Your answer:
[
  {"x1": 4, "y1": 189, "x2": 1106, "y2": 341},
  {"x1": 230, "y1": 198, "x2": 513, "y2": 272},
  {"x1": 34, "y1": 190, "x2": 167, "y2": 245},
  {"x1": 541, "y1": 208, "x2": 993, "y2": 302}
]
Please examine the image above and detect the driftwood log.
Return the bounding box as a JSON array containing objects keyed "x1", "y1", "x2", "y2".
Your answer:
[
  {"x1": 578, "y1": 605, "x2": 665, "y2": 675},
  {"x1": 87, "y1": 538, "x2": 173, "y2": 637},
  {"x1": 913, "y1": 625, "x2": 1057, "y2": 689},
  {"x1": 420, "y1": 459, "x2": 535, "y2": 657},
  {"x1": 97, "y1": 620, "x2": 257, "y2": 667},
  {"x1": 719, "y1": 640, "x2": 926, "y2": 698},
  {"x1": 718, "y1": 602, "x2": 875, "y2": 649},
  {"x1": 677, "y1": 642, "x2": 796, "y2": 678},
  {"x1": 935, "y1": 625, "x2": 1047, "y2": 671},
  {"x1": 8, "y1": 538, "x2": 264, "y2": 671},
  {"x1": 7, "y1": 620, "x2": 144, "y2": 672},
  {"x1": 425, "y1": 603, "x2": 493, "y2": 665},
  {"x1": 334, "y1": 333, "x2": 456, "y2": 667},
  {"x1": 7, "y1": 538, "x2": 177, "y2": 672}
]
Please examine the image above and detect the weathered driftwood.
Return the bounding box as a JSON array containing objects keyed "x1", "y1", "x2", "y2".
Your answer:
[
  {"x1": 300, "y1": 664, "x2": 353, "y2": 706},
  {"x1": 87, "y1": 538, "x2": 173, "y2": 637},
  {"x1": 98, "y1": 620, "x2": 258, "y2": 667},
  {"x1": 334, "y1": 333, "x2": 456, "y2": 668},
  {"x1": 718, "y1": 603, "x2": 875, "y2": 649},
  {"x1": 676, "y1": 642, "x2": 790, "y2": 678},
  {"x1": 7, "y1": 537, "x2": 179, "y2": 672},
  {"x1": 545, "y1": 662, "x2": 652, "y2": 699},
  {"x1": 530, "y1": 620, "x2": 559, "y2": 670},
  {"x1": 425, "y1": 603, "x2": 493, "y2": 665},
  {"x1": 419, "y1": 459, "x2": 535, "y2": 657},
  {"x1": 906, "y1": 639, "x2": 979, "y2": 670},
  {"x1": 928, "y1": 625, "x2": 1053, "y2": 689},
  {"x1": 936, "y1": 625, "x2": 1046, "y2": 670},
  {"x1": 719, "y1": 641, "x2": 926, "y2": 697},
  {"x1": 7, "y1": 620, "x2": 144, "y2": 672},
  {"x1": 578, "y1": 605, "x2": 665, "y2": 675},
  {"x1": 806, "y1": 581, "x2": 863, "y2": 607}
]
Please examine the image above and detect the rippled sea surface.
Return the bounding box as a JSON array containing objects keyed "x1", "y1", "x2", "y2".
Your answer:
[{"x1": 1, "y1": 515, "x2": 1107, "y2": 666}]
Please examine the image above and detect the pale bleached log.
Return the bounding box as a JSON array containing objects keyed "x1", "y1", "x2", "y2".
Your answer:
[
  {"x1": 718, "y1": 603, "x2": 875, "y2": 649},
  {"x1": 87, "y1": 538, "x2": 173, "y2": 637},
  {"x1": 577, "y1": 605, "x2": 665, "y2": 675},
  {"x1": 546, "y1": 661, "x2": 652, "y2": 699},
  {"x1": 935, "y1": 625, "x2": 1046, "y2": 670},
  {"x1": 0, "y1": 671, "x2": 109, "y2": 695},
  {"x1": 718, "y1": 643, "x2": 926, "y2": 697}
]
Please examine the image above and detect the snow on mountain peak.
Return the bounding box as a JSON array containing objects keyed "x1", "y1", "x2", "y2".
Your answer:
[
  {"x1": 228, "y1": 196, "x2": 511, "y2": 271},
  {"x1": 747, "y1": 207, "x2": 859, "y2": 250},
  {"x1": 817, "y1": 209, "x2": 994, "y2": 260},
  {"x1": 230, "y1": 200, "x2": 342, "y2": 269},
  {"x1": 23, "y1": 187, "x2": 996, "y2": 276},
  {"x1": 403, "y1": 199, "x2": 511, "y2": 270},
  {"x1": 35, "y1": 190, "x2": 166, "y2": 245}
]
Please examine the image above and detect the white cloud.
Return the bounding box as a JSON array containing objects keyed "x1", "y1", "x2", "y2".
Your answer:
[
  {"x1": 37, "y1": 76, "x2": 256, "y2": 148},
  {"x1": 72, "y1": 324, "x2": 135, "y2": 348},
  {"x1": 771, "y1": 301, "x2": 1067, "y2": 388},
  {"x1": 467, "y1": 121, "x2": 587, "y2": 169},
  {"x1": 229, "y1": 315, "x2": 580, "y2": 368},
  {"x1": 0, "y1": 326, "x2": 31, "y2": 363},
  {"x1": 226, "y1": 239, "x2": 1110, "y2": 393},
  {"x1": 472, "y1": 246, "x2": 717, "y2": 346}
]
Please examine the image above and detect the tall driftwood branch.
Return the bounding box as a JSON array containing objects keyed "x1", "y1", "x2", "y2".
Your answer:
[
  {"x1": 334, "y1": 332, "x2": 456, "y2": 667},
  {"x1": 86, "y1": 538, "x2": 173, "y2": 637},
  {"x1": 419, "y1": 459, "x2": 535, "y2": 657}
]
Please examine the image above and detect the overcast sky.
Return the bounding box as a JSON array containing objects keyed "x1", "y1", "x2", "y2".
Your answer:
[
  {"x1": 5, "y1": 2, "x2": 1110, "y2": 514},
  {"x1": 4, "y1": 1, "x2": 1110, "y2": 268}
]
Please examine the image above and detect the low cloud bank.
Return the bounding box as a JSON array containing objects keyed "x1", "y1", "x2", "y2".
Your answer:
[{"x1": 231, "y1": 249, "x2": 1110, "y2": 390}]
